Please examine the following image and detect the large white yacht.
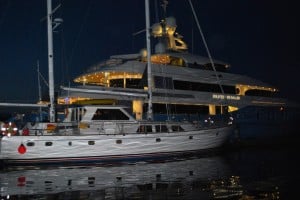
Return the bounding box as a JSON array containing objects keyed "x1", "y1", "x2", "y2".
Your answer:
[{"x1": 58, "y1": 11, "x2": 299, "y2": 143}]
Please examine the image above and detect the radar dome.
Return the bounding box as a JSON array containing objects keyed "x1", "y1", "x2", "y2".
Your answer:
[
  {"x1": 140, "y1": 48, "x2": 147, "y2": 58},
  {"x1": 155, "y1": 42, "x2": 166, "y2": 54},
  {"x1": 165, "y1": 17, "x2": 176, "y2": 27},
  {"x1": 152, "y1": 23, "x2": 162, "y2": 36}
]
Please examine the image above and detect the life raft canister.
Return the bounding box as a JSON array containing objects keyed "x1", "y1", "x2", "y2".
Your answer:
[{"x1": 22, "y1": 128, "x2": 29, "y2": 136}]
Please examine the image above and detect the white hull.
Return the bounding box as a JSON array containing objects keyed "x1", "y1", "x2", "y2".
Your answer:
[{"x1": 0, "y1": 126, "x2": 232, "y2": 165}]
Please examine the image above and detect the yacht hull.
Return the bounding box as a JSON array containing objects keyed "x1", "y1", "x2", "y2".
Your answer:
[{"x1": 0, "y1": 126, "x2": 233, "y2": 165}]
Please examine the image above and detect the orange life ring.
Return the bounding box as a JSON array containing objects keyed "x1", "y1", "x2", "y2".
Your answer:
[{"x1": 2, "y1": 122, "x2": 18, "y2": 135}]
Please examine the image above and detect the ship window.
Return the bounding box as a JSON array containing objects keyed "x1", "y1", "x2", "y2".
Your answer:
[
  {"x1": 173, "y1": 80, "x2": 236, "y2": 94},
  {"x1": 245, "y1": 89, "x2": 274, "y2": 97},
  {"x1": 126, "y1": 78, "x2": 142, "y2": 89},
  {"x1": 26, "y1": 142, "x2": 35, "y2": 147},
  {"x1": 171, "y1": 125, "x2": 184, "y2": 132},
  {"x1": 71, "y1": 107, "x2": 87, "y2": 121},
  {"x1": 137, "y1": 125, "x2": 152, "y2": 133},
  {"x1": 92, "y1": 109, "x2": 129, "y2": 120},
  {"x1": 110, "y1": 79, "x2": 124, "y2": 88},
  {"x1": 189, "y1": 135, "x2": 193, "y2": 139},
  {"x1": 45, "y1": 142, "x2": 53, "y2": 146},
  {"x1": 68, "y1": 141, "x2": 72, "y2": 146},
  {"x1": 88, "y1": 141, "x2": 95, "y2": 145},
  {"x1": 170, "y1": 57, "x2": 186, "y2": 67},
  {"x1": 156, "y1": 138, "x2": 161, "y2": 142},
  {"x1": 151, "y1": 103, "x2": 209, "y2": 115},
  {"x1": 110, "y1": 78, "x2": 142, "y2": 89},
  {"x1": 155, "y1": 125, "x2": 168, "y2": 132},
  {"x1": 154, "y1": 76, "x2": 173, "y2": 89}
]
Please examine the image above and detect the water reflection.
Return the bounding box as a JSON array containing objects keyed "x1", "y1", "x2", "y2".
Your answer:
[
  {"x1": 0, "y1": 155, "x2": 231, "y2": 199},
  {"x1": 0, "y1": 146, "x2": 295, "y2": 199}
]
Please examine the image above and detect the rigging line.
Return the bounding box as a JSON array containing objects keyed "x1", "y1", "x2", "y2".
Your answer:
[
  {"x1": 160, "y1": 63, "x2": 171, "y2": 121},
  {"x1": 66, "y1": 0, "x2": 94, "y2": 69},
  {"x1": 188, "y1": 0, "x2": 226, "y2": 100},
  {"x1": 38, "y1": 68, "x2": 49, "y2": 88},
  {"x1": 58, "y1": 0, "x2": 67, "y2": 86}
]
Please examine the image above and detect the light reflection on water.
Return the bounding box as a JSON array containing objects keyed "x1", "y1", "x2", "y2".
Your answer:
[{"x1": 0, "y1": 144, "x2": 299, "y2": 199}]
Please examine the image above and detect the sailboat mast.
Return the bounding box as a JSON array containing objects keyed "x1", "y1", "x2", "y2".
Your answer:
[
  {"x1": 145, "y1": 0, "x2": 153, "y2": 120},
  {"x1": 47, "y1": 0, "x2": 55, "y2": 122}
]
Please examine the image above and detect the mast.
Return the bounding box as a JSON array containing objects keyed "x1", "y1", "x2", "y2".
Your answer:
[
  {"x1": 47, "y1": 0, "x2": 55, "y2": 122},
  {"x1": 145, "y1": 0, "x2": 153, "y2": 120}
]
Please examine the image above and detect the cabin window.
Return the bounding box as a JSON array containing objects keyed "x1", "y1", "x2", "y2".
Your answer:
[
  {"x1": 26, "y1": 142, "x2": 35, "y2": 147},
  {"x1": 88, "y1": 141, "x2": 95, "y2": 145},
  {"x1": 245, "y1": 89, "x2": 274, "y2": 97},
  {"x1": 45, "y1": 142, "x2": 53, "y2": 146},
  {"x1": 173, "y1": 80, "x2": 236, "y2": 94},
  {"x1": 155, "y1": 125, "x2": 168, "y2": 132},
  {"x1": 137, "y1": 125, "x2": 152, "y2": 133},
  {"x1": 109, "y1": 78, "x2": 141, "y2": 89},
  {"x1": 92, "y1": 109, "x2": 129, "y2": 120},
  {"x1": 171, "y1": 125, "x2": 184, "y2": 132},
  {"x1": 188, "y1": 63, "x2": 227, "y2": 72},
  {"x1": 71, "y1": 108, "x2": 86, "y2": 121},
  {"x1": 156, "y1": 138, "x2": 161, "y2": 142},
  {"x1": 68, "y1": 141, "x2": 72, "y2": 146},
  {"x1": 151, "y1": 103, "x2": 209, "y2": 115},
  {"x1": 189, "y1": 135, "x2": 193, "y2": 139},
  {"x1": 170, "y1": 57, "x2": 186, "y2": 67},
  {"x1": 154, "y1": 76, "x2": 173, "y2": 89}
]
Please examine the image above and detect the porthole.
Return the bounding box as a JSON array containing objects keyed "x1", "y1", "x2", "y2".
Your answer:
[
  {"x1": 189, "y1": 135, "x2": 193, "y2": 139},
  {"x1": 88, "y1": 177, "x2": 95, "y2": 185},
  {"x1": 45, "y1": 142, "x2": 53, "y2": 146},
  {"x1": 68, "y1": 141, "x2": 72, "y2": 146},
  {"x1": 88, "y1": 141, "x2": 95, "y2": 145},
  {"x1": 116, "y1": 139, "x2": 122, "y2": 144},
  {"x1": 156, "y1": 138, "x2": 161, "y2": 142},
  {"x1": 26, "y1": 142, "x2": 35, "y2": 147}
]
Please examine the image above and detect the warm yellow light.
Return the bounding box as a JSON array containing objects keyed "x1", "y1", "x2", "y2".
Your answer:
[
  {"x1": 151, "y1": 54, "x2": 170, "y2": 64},
  {"x1": 228, "y1": 106, "x2": 238, "y2": 112},
  {"x1": 236, "y1": 84, "x2": 277, "y2": 96}
]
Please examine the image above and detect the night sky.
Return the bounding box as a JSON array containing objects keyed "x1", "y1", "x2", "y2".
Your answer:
[{"x1": 0, "y1": 0, "x2": 299, "y2": 103}]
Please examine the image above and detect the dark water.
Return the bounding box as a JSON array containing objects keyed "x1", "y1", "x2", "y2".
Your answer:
[{"x1": 1, "y1": 141, "x2": 299, "y2": 200}]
